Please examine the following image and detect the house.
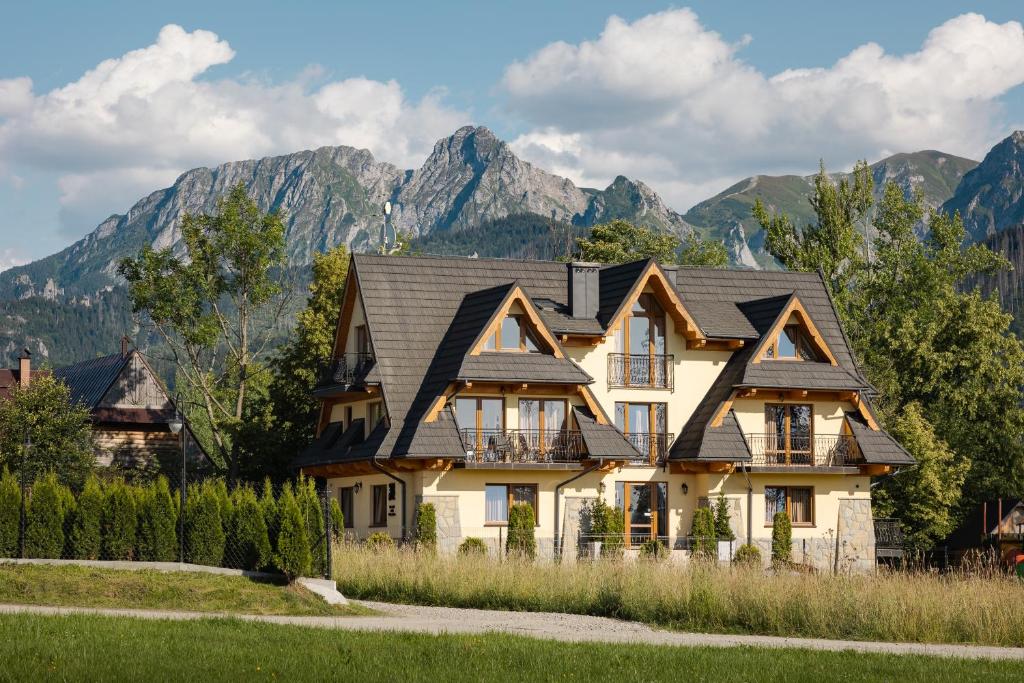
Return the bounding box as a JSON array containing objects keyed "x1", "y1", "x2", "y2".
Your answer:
[
  {"x1": 941, "y1": 498, "x2": 1024, "y2": 568},
  {"x1": 3, "y1": 339, "x2": 207, "y2": 472},
  {"x1": 296, "y1": 254, "x2": 913, "y2": 569}
]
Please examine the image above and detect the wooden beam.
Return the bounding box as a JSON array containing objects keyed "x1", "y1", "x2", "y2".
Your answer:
[
  {"x1": 709, "y1": 391, "x2": 737, "y2": 428},
  {"x1": 860, "y1": 464, "x2": 891, "y2": 476},
  {"x1": 576, "y1": 384, "x2": 609, "y2": 425},
  {"x1": 749, "y1": 295, "x2": 839, "y2": 366},
  {"x1": 687, "y1": 339, "x2": 708, "y2": 350},
  {"x1": 604, "y1": 262, "x2": 706, "y2": 344}
]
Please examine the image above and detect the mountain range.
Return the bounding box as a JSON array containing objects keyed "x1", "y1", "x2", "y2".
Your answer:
[{"x1": 3, "y1": 125, "x2": 1024, "y2": 364}]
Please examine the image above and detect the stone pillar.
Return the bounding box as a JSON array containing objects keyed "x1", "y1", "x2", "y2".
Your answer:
[
  {"x1": 420, "y1": 495, "x2": 462, "y2": 554},
  {"x1": 561, "y1": 496, "x2": 597, "y2": 563},
  {"x1": 836, "y1": 498, "x2": 876, "y2": 573}
]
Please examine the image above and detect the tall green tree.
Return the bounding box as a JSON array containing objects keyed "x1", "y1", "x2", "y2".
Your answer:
[
  {"x1": 679, "y1": 234, "x2": 729, "y2": 267},
  {"x1": 67, "y1": 474, "x2": 103, "y2": 560},
  {"x1": 577, "y1": 220, "x2": 680, "y2": 264},
  {"x1": 242, "y1": 245, "x2": 349, "y2": 478},
  {"x1": 0, "y1": 374, "x2": 94, "y2": 488},
  {"x1": 754, "y1": 160, "x2": 873, "y2": 314},
  {"x1": 0, "y1": 468, "x2": 20, "y2": 557},
  {"x1": 25, "y1": 472, "x2": 68, "y2": 559},
  {"x1": 119, "y1": 183, "x2": 291, "y2": 482}
]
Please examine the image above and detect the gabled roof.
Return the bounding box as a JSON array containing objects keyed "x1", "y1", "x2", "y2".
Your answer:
[
  {"x1": 845, "y1": 412, "x2": 914, "y2": 465},
  {"x1": 457, "y1": 353, "x2": 592, "y2": 385},
  {"x1": 747, "y1": 293, "x2": 838, "y2": 366},
  {"x1": 573, "y1": 407, "x2": 643, "y2": 459},
  {"x1": 53, "y1": 353, "x2": 130, "y2": 408}
]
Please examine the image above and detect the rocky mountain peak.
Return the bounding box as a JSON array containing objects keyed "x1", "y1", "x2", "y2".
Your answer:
[{"x1": 941, "y1": 131, "x2": 1024, "y2": 240}]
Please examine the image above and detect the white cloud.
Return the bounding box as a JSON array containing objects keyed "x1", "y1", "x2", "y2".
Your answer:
[
  {"x1": 0, "y1": 248, "x2": 27, "y2": 273},
  {"x1": 0, "y1": 24, "x2": 469, "y2": 236},
  {"x1": 502, "y1": 10, "x2": 1024, "y2": 210}
]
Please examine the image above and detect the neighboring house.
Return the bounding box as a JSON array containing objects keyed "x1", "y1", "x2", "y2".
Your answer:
[
  {"x1": 941, "y1": 498, "x2": 1024, "y2": 568},
  {"x1": 296, "y1": 254, "x2": 913, "y2": 569},
  {"x1": 3, "y1": 339, "x2": 208, "y2": 472}
]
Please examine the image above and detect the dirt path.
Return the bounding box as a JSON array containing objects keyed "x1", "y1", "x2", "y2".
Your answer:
[{"x1": 1, "y1": 601, "x2": 1021, "y2": 661}]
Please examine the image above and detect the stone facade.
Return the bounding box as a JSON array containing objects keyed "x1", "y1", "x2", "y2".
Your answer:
[
  {"x1": 561, "y1": 496, "x2": 597, "y2": 562},
  {"x1": 836, "y1": 498, "x2": 876, "y2": 573},
  {"x1": 420, "y1": 495, "x2": 462, "y2": 554}
]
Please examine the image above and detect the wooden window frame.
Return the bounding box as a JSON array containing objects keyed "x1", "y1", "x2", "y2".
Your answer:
[
  {"x1": 621, "y1": 481, "x2": 668, "y2": 548},
  {"x1": 762, "y1": 324, "x2": 819, "y2": 361},
  {"x1": 339, "y1": 486, "x2": 355, "y2": 529},
  {"x1": 764, "y1": 403, "x2": 813, "y2": 464},
  {"x1": 518, "y1": 398, "x2": 569, "y2": 454},
  {"x1": 456, "y1": 397, "x2": 506, "y2": 453},
  {"x1": 370, "y1": 484, "x2": 388, "y2": 528},
  {"x1": 764, "y1": 486, "x2": 815, "y2": 527},
  {"x1": 367, "y1": 401, "x2": 383, "y2": 435},
  {"x1": 354, "y1": 324, "x2": 370, "y2": 355},
  {"x1": 616, "y1": 293, "x2": 667, "y2": 385},
  {"x1": 484, "y1": 483, "x2": 539, "y2": 526},
  {"x1": 615, "y1": 401, "x2": 667, "y2": 463},
  {"x1": 485, "y1": 314, "x2": 541, "y2": 353}
]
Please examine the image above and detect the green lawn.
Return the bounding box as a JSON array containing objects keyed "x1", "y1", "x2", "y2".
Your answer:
[
  {"x1": 0, "y1": 613, "x2": 1020, "y2": 682},
  {"x1": 0, "y1": 564, "x2": 365, "y2": 616}
]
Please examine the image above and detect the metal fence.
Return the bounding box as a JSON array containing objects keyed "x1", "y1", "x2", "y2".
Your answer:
[
  {"x1": 607, "y1": 353, "x2": 674, "y2": 390},
  {"x1": 459, "y1": 428, "x2": 587, "y2": 463},
  {"x1": 746, "y1": 433, "x2": 859, "y2": 466}
]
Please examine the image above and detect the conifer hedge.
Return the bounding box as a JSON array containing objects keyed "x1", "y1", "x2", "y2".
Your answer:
[
  {"x1": 66, "y1": 475, "x2": 103, "y2": 560},
  {"x1": 413, "y1": 502, "x2": 437, "y2": 553},
  {"x1": 185, "y1": 481, "x2": 226, "y2": 566},
  {"x1": 0, "y1": 468, "x2": 20, "y2": 557},
  {"x1": 276, "y1": 484, "x2": 311, "y2": 580},
  {"x1": 227, "y1": 485, "x2": 271, "y2": 571},
  {"x1": 137, "y1": 477, "x2": 178, "y2": 562},
  {"x1": 25, "y1": 472, "x2": 67, "y2": 559},
  {"x1": 771, "y1": 511, "x2": 793, "y2": 566},
  {"x1": 101, "y1": 480, "x2": 137, "y2": 561},
  {"x1": 506, "y1": 503, "x2": 536, "y2": 560},
  {"x1": 298, "y1": 477, "x2": 326, "y2": 576}
]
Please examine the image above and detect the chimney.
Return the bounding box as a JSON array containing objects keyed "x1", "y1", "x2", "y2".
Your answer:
[
  {"x1": 120, "y1": 335, "x2": 131, "y2": 358},
  {"x1": 568, "y1": 262, "x2": 600, "y2": 319},
  {"x1": 662, "y1": 265, "x2": 678, "y2": 288},
  {"x1": 17, "y1": 349, "x2": 30, "y2": 389}
]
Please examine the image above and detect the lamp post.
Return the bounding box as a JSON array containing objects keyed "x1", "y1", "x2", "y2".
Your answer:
[{"x1": 168, "y1": 398, "x2": 184, "y2": 563}]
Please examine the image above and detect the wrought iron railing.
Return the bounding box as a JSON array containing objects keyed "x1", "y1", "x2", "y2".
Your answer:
[
  {"x1": 746, "y1": 433, "x2": 860, "y2": 466},
  {"x1": 607, "y1": 354, "x2": 674, "y2": 389},
  {"x1": 874, "y1": 518, "x2": 904, "y2": 549},
  {"x1": 624, "y1": 432, "x2": 673, "y2": 465},
  {"x1": 316, "y1": 353, "x2": 375, "y2": 388},
  {"x1": 459, "y1": 428, "x2": 586, "y2": 464}
]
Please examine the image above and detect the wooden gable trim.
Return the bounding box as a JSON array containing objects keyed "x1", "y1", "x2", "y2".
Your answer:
[
  {"x1": 423, "y1": 382, "x2": 462, "y2": 424},
  {"x1": 850, "y1": 392, "x2": 880, "y2": 430},
  {"x1": 749, "y1": 296, "x2": 838, "y2": 366},
  {"x1": 604, "y1": 261, "x2": 705, "y2": 342},
  {"x1": 468, "y1": 285, "x2": 566, "y2": 359},
  {"x1": 576, "y1": 384, "x2": 609, "y2": 425},
  {"x1": 330, "y1": 267, "x2": 360, "y2": 358},
  {"x1": 709, "y1": 391, "x2": 738, "y2": 428}
]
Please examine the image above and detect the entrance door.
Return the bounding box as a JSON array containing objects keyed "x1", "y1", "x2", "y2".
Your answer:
[{"x1": 619, "y1": 482, "x2": 668, "y2": 548}]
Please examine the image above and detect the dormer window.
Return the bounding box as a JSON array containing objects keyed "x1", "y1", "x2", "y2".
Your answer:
[
  {"x1": 763, "y1": 324, "x2": 821, "y2": 361},
  {"x1": 483, "y1": 314, "x2": 541, "y2": 352}
]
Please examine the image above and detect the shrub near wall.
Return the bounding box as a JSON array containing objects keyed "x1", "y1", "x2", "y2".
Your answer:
[
  {"x1": 25, "y1": 472, "x2": 67, "y2": 559},
  {"x1": 67, "y1": 475, "x2": 103, "y2": 560},
  {"x1": 414, "y1": 503, "x2": 437, "y2": 553},
  {"x1": 690, "y1": 508, "x2": 716, "y2": 560},
  {"x1": 506, "y1": 503, "x2": 536, "y2": 560},
  {"x1": 101, "y1": 480, "x2": 137, "y2": 561},
  {"x1": 0, "y1": 468, "x2": 21, "y2": 557},
  {"x1": 771, "y1": 511, "x2": 792, "y2": 566},
  {"x1": 297, "y1": 478, "x2": 325, "y2": 576}
]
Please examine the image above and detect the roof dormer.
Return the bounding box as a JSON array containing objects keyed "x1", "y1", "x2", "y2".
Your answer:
[{"x1": 750, "y1": 294, "x2": 837, "y2": 366}]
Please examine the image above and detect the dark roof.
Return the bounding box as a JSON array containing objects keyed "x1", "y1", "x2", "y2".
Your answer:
[
  {"x1": 573, "y1": 407, "x2": 644, "y2": 459},
  {"x1": 845, "y1": 412, "x2": 915, "y2": 465},
  {"x1": 0, "y1": 368, "x2": 52, "y2": 400},
  {"x1": 535, "y1": 302, "x2": 606, "y2": 336},
  {"x1": 294, "y1": 419, "x2": 366, "y2": 470},
  {"x1": 670, "y1": 346, "x2": 752, "y2": 461},
  {"x1": 739, "y1": 362, "x2": 866, "y2": 391},
  {"x1": 597, "y1": 260, "x2": 651, "y2": 327},
  {"x1": 458, "y1": 353, "x2": 592, "y2": 385},
  {"x1": 53, "y1": 353, "x2": 129, "y2": 408}
]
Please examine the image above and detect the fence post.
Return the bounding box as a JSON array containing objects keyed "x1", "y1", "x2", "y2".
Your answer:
[{"x1": 322, "y1": 489, "x2": 332, "y2": 581}]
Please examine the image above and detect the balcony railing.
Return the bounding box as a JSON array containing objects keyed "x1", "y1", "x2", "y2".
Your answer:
[
  {"x1": 624, "y1": 432, "x2": 673, "y2": 465},
  {"x1": 316, "y1": 353, "x2": 375, "y2": 388},
  {"x1": 607, "y1": 354, "x2": 674, "y2": 390},
  {"x1": 874, "y1": 518, "x2": 904, "y2": 549},
  {"x1": 459, "y1": 428, "x2": 586, "y2": 464},
  {"x1": 746, "y1": 433, "x2": 860, "y2": 467}
]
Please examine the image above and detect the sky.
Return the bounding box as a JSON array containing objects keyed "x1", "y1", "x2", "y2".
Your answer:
[{"x1": 1, "y1": 1, "x2": 1023, "y2": 269}]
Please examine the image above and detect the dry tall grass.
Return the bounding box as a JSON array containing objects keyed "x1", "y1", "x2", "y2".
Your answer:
[{"x1": 333, "y1": 544, "x2": 1024, "y2": 646}]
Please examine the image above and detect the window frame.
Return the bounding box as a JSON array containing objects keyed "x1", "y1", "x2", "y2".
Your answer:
[
  {"x1": 614, "y1": 293, "x2": 667, "y2": 385},
  {"x1": 366, "y1": 401, "x2": 383, "y2": 435},
  {"x1": 371, "y1": 484, "x2": 388, "y2": 528},
  {"x1": 483, "y1": 314, "x2": 542, "y2": 352},
  {"x1": 764, "y1": 486, "x2": 815, "y2": 527},
  {"x1": 484, "y1": 483, "x2": 539, "y2": 526},
  {"x1": 354, "y1": 324, "x2": 370, "y2": 355},
  {"x1": 764, "y1": 403, "x2": 814, "y2": 464},
  {"x1": 614, "y1": 401, "x2": 668, "y2": 462},
  {"x1": 339, "y1": 486, "x2": 354, "y2": 529},
  {"x1": 455, "y1": 396, "x2": 506, "y2": 453},
  {"x1": 762, "y1": 324, "x2": 820, "y2": 361}
]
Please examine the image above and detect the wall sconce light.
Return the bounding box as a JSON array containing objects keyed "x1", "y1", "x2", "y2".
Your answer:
[
  {"x1": 354, "y1": 481, "x2": 363, "y2": 493},
  {"x1": 597, "y1": 482, "x2": 606, "y2": 495},
  {"x1": 681, "y1": 483, "x2": 689, "y2": 495}
]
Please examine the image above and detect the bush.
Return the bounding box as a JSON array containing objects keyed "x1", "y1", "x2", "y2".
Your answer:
[
  {"x1": 0, "y1": 467, "x2": 21, "y2": 557},
  {"x1": 690, "y1": 507, "x2": 716, "y2": 560},
  {"x1": 184, "y1": 481, "x2": 225, "y2": 566},
  {"x1": 365, "y1": 532, "x2": 396, "y2": 551},
  {"x1": 101, "y1": 480, "x2": 138, "y2": 561},
  {"x1": 588, "y1": 498, "x2": 624, "y2": 558},
  {"x1": 639, "y1": 538, "x2": 669, "y2": 561},
  {"x1": 458, "y1": 537, "x2": 488, "y2": 557},
  {"x1": 506, "y1": 503, "x2": 536, "y2": 560},
  {"x1": 297, "y1": 477, "x2": 326, "y2": 576},
  {"x1": 275, "y1": 485, "x2": 312, "y2": 580},
  {"x1": 329, "y1": 498, "x2": 344, "y2": 542},
  {"x1": 25, "y1": 472, "x2": 68, "y2": 558},
  {"x1": 713, "y1": 494, "x2": 735, "y2": 541},
  {"x1": 771, "y1": 511, "x2": 792, "y2": 566},
  {"x1": 227, "y1": 485, "x2": 272, "y2": 571},
  {"x1": 67, "y1": 475, "x2": 103, "y2": 560},
  {"x1": 413, "y1": 503, "x2": 437, "y2": 552},
  {"x1": 137, "y1": 476, "x2": 178, "y2": 562},
  {"x1": 734, "y1": 543, "x2": 762, "y2": 567},
  {"x1": 259, "y1": 479, "x2": 279, "y2": 554}
]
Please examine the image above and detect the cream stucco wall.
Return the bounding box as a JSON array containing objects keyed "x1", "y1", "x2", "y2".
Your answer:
[{"x1": 732, "y1": 397, "x2": 851, "y2": 438}]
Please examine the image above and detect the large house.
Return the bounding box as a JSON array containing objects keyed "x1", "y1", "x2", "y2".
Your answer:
[{"x1": 297, "y1": 254, "x2": 913, "y2": 569}]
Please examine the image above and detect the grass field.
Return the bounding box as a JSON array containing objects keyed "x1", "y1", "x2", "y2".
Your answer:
[
  {"x1": 1, "y1": 613, "x2": 1020, "y2": 682},
  {"x1": 0, "y1": 564, "x2": 365, "y2": 616},
  {"x1": 334, "y1": 545, "x2": 1024, "y2": 647}
]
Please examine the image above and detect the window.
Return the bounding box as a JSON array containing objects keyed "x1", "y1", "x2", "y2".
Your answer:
[
  {"x1": 355, "y1": 324, "x2": 370, "y2": 355},
  {"x1": 339, "y1": 487, "x2": 354, "y2": 528},
  {"x1": 482, "y1": 314, "x2": 541, "y2": 352},
  {"x1": 765, "y1": 486, "x2": 813, "y2": 526},
  {"x1": 367, "y1": 401, "x2": 383, "y2": 434},
  {"x1": 765, "y1": 404, "x2": 813, "y2": 464},
  {"x1": 455, "y1": 397, "x2": 504, "y2": 453},
  {"x1": 371, "y1": 484, "x2": 388, "y2": 527},
  {"x1": 485, "y1": 484, "x2": 538, "y2": 525},
  {"x1": 762, "y1": 324, "x2": 820, "y2": 361},
  {"x1": 614, "y1": 482, "x2": 668, "y2": 547},
  {"x1": 611, "y1": 293, "x2": 668, "y2": 386},
  {"x1": 614, "y1": 402, "x2": 668, "y2": 462}
]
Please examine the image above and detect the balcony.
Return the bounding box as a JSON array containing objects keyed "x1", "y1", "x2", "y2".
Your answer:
[
  {"x1": 316, "y1": 353, "x2": 375, "y2": 388},
  {"x1": 746, "y1": 433, "x2": 860, "y2": 467},
  {"x1": 608, "y1": 354, "x2": 674, "y2": 390},
  {"x1": 623, "y1": 432, "x2": 673, "y2": 465},
  {"x1": 460, "y1": 428, "x2": 586, "y2": 464}
]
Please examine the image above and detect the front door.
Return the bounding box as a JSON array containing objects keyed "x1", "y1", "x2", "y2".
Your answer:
[{"x1": 619, "y1": 482, "x2": 668, "y2": 548}]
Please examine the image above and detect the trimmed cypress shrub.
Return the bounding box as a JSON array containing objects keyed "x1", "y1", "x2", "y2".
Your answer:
[
  {"x1": 771, "y1": 511, "x2": 793, "y2": 566},
  {"x1": 67, "y1": 475, "x2": 103, "y2": 560},
  {"x1": 25, "y1": 472, "x2": 67, "y2": 559},
  {"x1": 734, "y1": 543, "x2": 762, "y2": 567},
  {"x1": 101, "y1": 479, "x2": 138, "y2": 560},
  {"x1": 690, "y1": 507, "x2": 717, "y2": 561},
  {"x1": 137, "y1": 476, "x2": 178, "y2": 562},
  {"x1": 588, "y1": 498, "x2": 625, "y2": 559},
  {"x1": 298, "y1": 477, "x2": 326, "y2": 576},
  {"x1": 0, "y1": 467, "x2": 21, "y2": 558},
  {"x1": 365, "y1": 532, "x2": 395, "y2": 551},
  {"x1": 714, "y1": 494, "x2": 736, "y2": 541},
  {"x1": 506, "y1": 503, "x2": 536, "y2": 560},
  {"x1": 185, "y1": 481, "x2": 226, "y2": 566},
  {"x1": 275, "y1": 485, "x2": 311, "y2": 580},
  {"x1": 212, "y1": 479, "x2": 232, "y2": 531},
  {"x1": 458, "y1": 536, "x2": 488, "y2": 557},
  {"x1": 413, "y1": 503, "x2": 437, "y2": 553},
  {"x1": 259, "y1": 479, "x2": 279, "y2": 554},
  {"x1": 639, "y1": 538, "x2": 669, "y2": 561},
  {"x1": 227, "y1": 485, "x2": 271, "y2": 571},
  {"x1": 329, "y1": 498, "x2": 344, "y2": 542}
]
